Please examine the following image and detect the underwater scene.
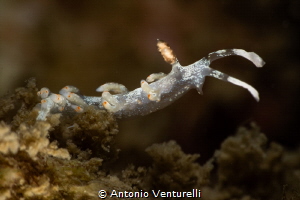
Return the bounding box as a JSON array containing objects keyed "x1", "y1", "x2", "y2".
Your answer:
[{"x1": 0, "y1": 1, "x2": 299, "y2": 199}]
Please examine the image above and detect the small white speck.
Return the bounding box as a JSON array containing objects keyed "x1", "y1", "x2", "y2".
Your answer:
[{"x1": 216, "y1": 50, "x2": 226, "y2": 54}]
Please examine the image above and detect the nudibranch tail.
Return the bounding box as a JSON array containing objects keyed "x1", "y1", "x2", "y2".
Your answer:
[{"x1": 35, "y1": 40, "x2": 265, "y2": 121}]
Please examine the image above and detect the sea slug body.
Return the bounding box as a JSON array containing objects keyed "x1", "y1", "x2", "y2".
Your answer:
[{"x1": 36, "y1": 40, "x2": 265, "y2": 121}]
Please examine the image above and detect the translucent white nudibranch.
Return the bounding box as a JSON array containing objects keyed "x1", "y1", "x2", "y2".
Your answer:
[
  {"x1": 101, "y1": 91, "x2": 120, "y2": 112},
  {"x1": 40, "y1": 98, "x2": 54, "y2": 110},
  {"x1": 140, "y1": 80, "x2": 161, "y2": 102},
  {"x1": 49, "y1": 94, "x2": 66, "y2": 106},
  {"x1": 37, "y1": 87, "x2": 50, "y2": 99},
  {"x1": 59, "y1": 85, "x2": 80, "y2": 95},
  {"x1": 36, "y1": 98, "x2": 55, "y2": 121},
  {"x1": 35, "y1": 39, "x2": 265, "y2": 121},
  {"x1": 146, "y1": 72, "x2": 167, "y2": 83},
  {"x1": 96, "y1": 83, "x2": 128, "y2": 94},
  {"x1": 63, "y1": 92, "x2": 87, "y2": 108},
  {"x1": 49, "y1": 93, "x2": 67, "y2": 111},
  {"x1": 70, "y1": 105, "x2": 84, "y2": 113}
]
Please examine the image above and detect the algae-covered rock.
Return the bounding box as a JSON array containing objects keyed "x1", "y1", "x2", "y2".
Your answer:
[
  {"x1": 0, "y1": 79, "x2": 300, "y2": 199},
  {"x1": 145, "y1": 140, "x2": 213, "y2": 191},
  {"x1": 0, "y1": 78, "x2": 123, "y2": 199},
  {"x1": 203, "y1": 123, "x2": 285, "y2": 200}
]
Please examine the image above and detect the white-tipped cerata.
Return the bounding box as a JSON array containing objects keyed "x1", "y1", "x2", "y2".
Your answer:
[
  {"x1": 140, "y1": 80, "x2": 161, "y2": 102},
  {"x1": 37, "y1": 87, "x2": 50, "y2": 99},
  {"x1": 146, "y1": 72, "x2": 167, "y2": 83},
  {"x1": 70, "y1": 105, "x2": 84, "y2": 113},
  {"x1": 96, "y1": 83, "x2": 128, "y2": 94},
  {"x1": 102, "y1": 101, "x2": 114, "y2": 112},
  {"x1": 63, "y1": 92, "x2": 86, "y2": 107},
  {"x1": 101, "y1": 91, "x2": 121, "y2": 112},
  {"x1": 140, "y1": 80, "x2": 152, "y2": 93},
  {"x1": 59, "y1": 85, "x2": 80, "y2": 95},
  {"x1": 40, "y1": 98, "x2": 54, "y2": 110},
  {"x1": 102, "y1": 91, "x2": 118, "y2": 106},
  {"x1": 49, "y1": 94, "x2": 67, "y2": 107}
]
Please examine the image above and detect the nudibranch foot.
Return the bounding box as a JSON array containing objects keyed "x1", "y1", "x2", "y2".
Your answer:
[{"x1": 35, "y1": 40, "x2": 265, "y2": 121}]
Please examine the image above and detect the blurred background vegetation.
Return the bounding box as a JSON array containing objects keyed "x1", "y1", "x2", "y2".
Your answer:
[{"x1": 0, "y1": 1, "x2": 299, "y2": 164}]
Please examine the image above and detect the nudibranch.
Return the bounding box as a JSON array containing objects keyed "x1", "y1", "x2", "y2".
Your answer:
[{"x1": 36, "y1": 40, "x2": 265, "y2": 121}]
